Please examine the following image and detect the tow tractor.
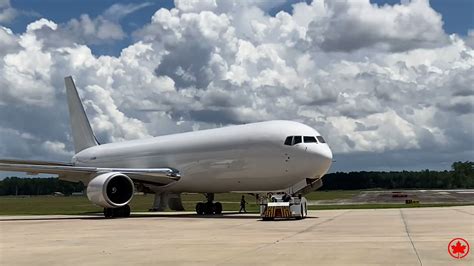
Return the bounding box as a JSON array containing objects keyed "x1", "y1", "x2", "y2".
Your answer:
[{"x1": 259, "y1": 194, "x2": 308, "y2": 221}]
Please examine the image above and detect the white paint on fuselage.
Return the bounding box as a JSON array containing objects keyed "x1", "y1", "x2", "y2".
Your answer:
[{"x1": 73, "y1": 120, "x2": 333, "y2": 193}]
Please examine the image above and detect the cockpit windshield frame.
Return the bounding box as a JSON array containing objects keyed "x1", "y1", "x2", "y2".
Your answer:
[{"x1": 284, "y1": 135, "x2": 322, "y2": 146}]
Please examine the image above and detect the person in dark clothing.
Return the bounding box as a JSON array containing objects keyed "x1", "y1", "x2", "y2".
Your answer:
[{"x1": 239, "y1": 195, "x2": 247, "y2": 213}]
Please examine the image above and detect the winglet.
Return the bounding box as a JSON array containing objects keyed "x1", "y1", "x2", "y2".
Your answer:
[{"x1": 64, "y1": 76, "x2": 99, "y2": 153}]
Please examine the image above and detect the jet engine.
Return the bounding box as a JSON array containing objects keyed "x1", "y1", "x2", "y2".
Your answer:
[{"x1": 87, "y1": 172, "x2": 134, "y2": 208}]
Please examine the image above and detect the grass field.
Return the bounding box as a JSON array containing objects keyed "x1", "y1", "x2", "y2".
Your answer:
[
  {"x1": 0, "y1": 194, "x2": 246, "y2": 215},
  {"x1": 0, "y1": 191, "x2": 471, "y2": 215}
]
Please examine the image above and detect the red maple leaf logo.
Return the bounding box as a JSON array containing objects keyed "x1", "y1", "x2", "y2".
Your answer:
[
  {"x1": 449, "y1": 238, "x2": 470, "y2": 259},
  {"x1": 451, "y1": 241, "x2": 467, "y2": 257}
]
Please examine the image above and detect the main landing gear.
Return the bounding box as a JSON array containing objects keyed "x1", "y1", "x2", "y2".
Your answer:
[
  {"x1": 103, "y1": 205, "x2": 131, "y2": 218},
  {"x1": 195, "y1": 193, "x2": 222, "y2": 215}
]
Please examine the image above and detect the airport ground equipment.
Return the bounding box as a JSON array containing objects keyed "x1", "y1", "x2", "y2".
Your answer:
[{"x1": 260, "y1": 194, "x2": 307, "y2": 220}]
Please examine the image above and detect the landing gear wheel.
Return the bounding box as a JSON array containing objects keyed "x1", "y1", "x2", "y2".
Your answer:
[
  {"x1": 196, "y1": 202, "x2": 205, "y2": 215},
  {"x1": 116, "y1": 207, "x2": 123, "y2": 217},
  {"x1": 214, "y1": 202, "x2": 222, "y2": 214},
  {"x1": 204, "y1": 203, "x2": 214, "y2": 214},
  {"x1": 122, "y1": 205, "x2": 131, "y2": 217},
  {"x1": 104, "y1": 208, "x2": 113, "y2": 218},
  {"x1": 195, "y1": 193, "x2": 223, "y2": 215}
]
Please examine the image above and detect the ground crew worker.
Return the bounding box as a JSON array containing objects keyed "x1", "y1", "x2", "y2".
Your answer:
[{"x1": 239, "y1": 195, "x2": 247, "y2": 213}]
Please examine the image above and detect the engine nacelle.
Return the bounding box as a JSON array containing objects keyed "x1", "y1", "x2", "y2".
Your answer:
[{"x1": 87, "y1": 172, "x2": 134, "y2": 208}]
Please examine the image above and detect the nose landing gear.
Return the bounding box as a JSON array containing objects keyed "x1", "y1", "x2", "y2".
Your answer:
[
  {"x1": 195, "y1": 193, "x2": 222, "y2": 215},
  {"x1": 103, "y1": 204, "x2": 131, "y2": 218}
]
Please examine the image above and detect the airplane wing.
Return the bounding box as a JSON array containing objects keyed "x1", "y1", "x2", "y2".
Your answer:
[
  {"x1": 0, "y1": 159, "x2": 181, "y2": 185},
  {"x1": 0, "y1": 158, "x2": 73, "y2": 166}
]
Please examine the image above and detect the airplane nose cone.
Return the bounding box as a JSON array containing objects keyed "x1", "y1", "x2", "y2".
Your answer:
[
  {"x1": 320, "y1": 146, "x2": 333, "y2": 173},
  {"x1": 307, "y1": 144, "x2": 333, "y2": 175},
  {"x1": 320, "y1": 145, "x2": 333, "y2": 161}
]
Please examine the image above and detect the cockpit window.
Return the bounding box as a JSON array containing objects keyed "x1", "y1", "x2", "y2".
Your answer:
[
  {"x1": 284, "y1": 136, "x2": 306, "y2": 146},
  {"x1": 293, "y1": 136, "x2": 302, "y2": 145},
  {"x1": 316, "y1": 136, "x2": 326, "y2": 143},
  {"x1": 304, "y1": 136, "x2": 317, "y2": 143}
]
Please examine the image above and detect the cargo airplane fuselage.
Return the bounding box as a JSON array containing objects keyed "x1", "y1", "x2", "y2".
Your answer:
[{"x1": 73, "y1": 120, "x2": 333, "y2": 193}]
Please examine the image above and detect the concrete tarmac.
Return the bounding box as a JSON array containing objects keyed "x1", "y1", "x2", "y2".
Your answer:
[{"x1": 1, "y1": 206, "x2": 473, "y2": 265}]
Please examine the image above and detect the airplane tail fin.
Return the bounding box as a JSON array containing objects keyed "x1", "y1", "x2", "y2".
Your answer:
[{"x1": 64, "y1": 76, "x2": 99, "y2": 154}]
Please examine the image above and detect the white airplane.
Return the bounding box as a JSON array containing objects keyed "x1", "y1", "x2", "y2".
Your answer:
[{"x1": 0, "y1": 77, "x2": 333, "y2": 218}]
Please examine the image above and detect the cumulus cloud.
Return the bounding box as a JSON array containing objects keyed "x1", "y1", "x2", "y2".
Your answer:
[
  {"x1": 465, "y1": 29, "x2": 474, "y2": 48},
  {"x1": 28, "y1": 2, "x2": 152, "y2": 47},
  {"x1": 306, "y1": 0, "x2": 448, "y2": 52},
  {"x1": 0, "y1": 0, "x2": 473, "y2": 171},
  {"x1": 42, "y1": 141, "x2": 73, "y2": 157},
  {"x1": 0, "y1": 0, "x2": 18, "y2": 23},
  {"x1": 0, "y1": 0, "x2": 39, "y2": 24},
  {"x1": 102, "y1": 2, "x2": 153, "y2": 21},
  {"x1": 0, "y1": 26, "x2": 19, "y2": 55},
  {"x1": 174, "y1": 0, "x2": 287, "y2": 14}
]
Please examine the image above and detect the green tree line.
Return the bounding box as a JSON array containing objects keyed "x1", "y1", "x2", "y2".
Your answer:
[
  {"x1": 0, "y1": 161, "x2": 472, "y2": 195},
  {"x1": 0, "y1": 177, "x2": 84, "y2": 196},
  {"x1": 321, "y1": 161, "x2": 473, "y2": 190}
]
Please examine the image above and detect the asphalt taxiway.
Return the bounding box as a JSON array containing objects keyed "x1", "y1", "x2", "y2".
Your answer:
[{"x1": 1, "y1": 206, "x2": 473, "y2": 265}]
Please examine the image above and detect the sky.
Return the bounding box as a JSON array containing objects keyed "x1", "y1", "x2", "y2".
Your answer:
[{"x1": 0, "y1": 0, "x2": 473, "y2": 174}]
